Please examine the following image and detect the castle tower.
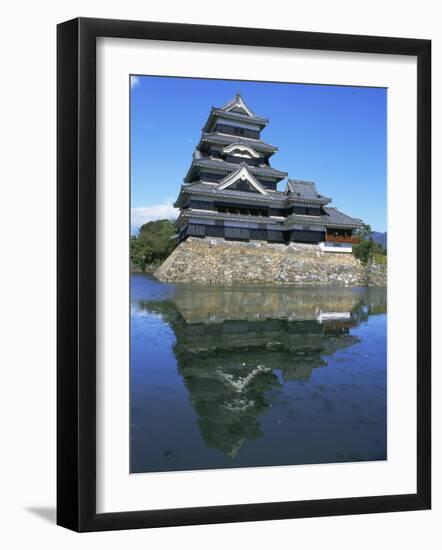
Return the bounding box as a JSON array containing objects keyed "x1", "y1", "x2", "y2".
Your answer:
[{"x1": 174, "y1": 92, "x2": 362, "y2": 250}]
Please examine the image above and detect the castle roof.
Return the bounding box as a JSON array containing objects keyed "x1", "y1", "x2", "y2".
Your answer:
[
  {"x1": 175, "y1": 206, "x2": 363, "y2": 230},
  {"x1": 202, "y1": 93, "x2": 269, "y2": 132},
  {"x1": 175, "y1": 181, "x2": 331, "y2": 208},
  {"x1": 198, "y1": 132, "x2": 278, "y2": 154},
  {"x1": 215, "y1": 163, "x2": 270, "y2": 195},
  {"x1": 286, "y1": 179, "x2": 329, "y2": 201},
  {"x1": 184, "y1": 156, "x2": 287, "y2": 183},
  {"x1": 285, "y1": 207, "x2": 363, "y2": 229},
  {"x1": 219, "y1": 92, "x2": 257, "y2": 117}
]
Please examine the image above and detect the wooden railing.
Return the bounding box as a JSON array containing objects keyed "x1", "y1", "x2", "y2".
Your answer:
[{"x1": 325, "y1": 234, "x2": 360, "y2": 244}]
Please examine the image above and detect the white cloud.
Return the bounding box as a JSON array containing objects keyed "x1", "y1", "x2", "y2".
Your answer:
[
  {"x1": 130, "y1": 76, "x2": 140, "y2": 89},
  {"x1": 131, "y1": 202, "x2": 178, "y2": 233}
]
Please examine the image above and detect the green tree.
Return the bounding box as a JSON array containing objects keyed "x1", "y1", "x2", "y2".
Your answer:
[
  {"x1": 354, "y1": 223, "x2": 372, "y2": 240},
  {"x1": 130, "y1": 219, "x2": 177, "y2": 271},
  {"x1": 352, "y1": 223, "x2": 386, "y2": 264}
]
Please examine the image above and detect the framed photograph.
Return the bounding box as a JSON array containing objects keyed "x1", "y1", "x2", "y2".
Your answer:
[{"x1": 57, "y1": 17, "x2": 431, "y2": 532}]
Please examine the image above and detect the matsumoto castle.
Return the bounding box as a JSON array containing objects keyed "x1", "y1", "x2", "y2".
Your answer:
[{"x1": 174, "y1": 93, "x2": 363, "y2": 252}]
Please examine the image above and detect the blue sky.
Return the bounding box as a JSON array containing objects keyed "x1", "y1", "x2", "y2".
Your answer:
[{"x1": 131, "y1": 75, "x2": 386, "y2": 233}]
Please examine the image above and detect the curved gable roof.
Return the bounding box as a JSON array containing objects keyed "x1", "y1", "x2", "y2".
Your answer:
[
  {"x1": 220, "y1": 92, "x2": 255, "y2": 117},
  {"x1": 216, "y1": 163, "x2": 269, "y2": 195}
]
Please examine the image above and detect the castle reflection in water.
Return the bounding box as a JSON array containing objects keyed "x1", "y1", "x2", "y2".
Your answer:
[{"x1": 132, "y1": 281, "x2": 387, "y2": 464}]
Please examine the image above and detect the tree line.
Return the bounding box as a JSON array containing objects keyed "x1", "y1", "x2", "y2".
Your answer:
[
  {"x1": 352, "y1": 224, "x2": 387, "y2": 265},
  {"x1": 130, "y1": 219, "x2": 177, "y2": 271}
]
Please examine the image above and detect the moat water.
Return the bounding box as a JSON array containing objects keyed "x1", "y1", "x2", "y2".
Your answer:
[{"x1": 130, "y1": 273, "x2": 387, "y2": 473}]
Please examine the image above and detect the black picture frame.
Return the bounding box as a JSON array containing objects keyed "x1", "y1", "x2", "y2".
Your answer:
[{"x1": 57, "y1": 17, "x2": 431, "y2": 532}]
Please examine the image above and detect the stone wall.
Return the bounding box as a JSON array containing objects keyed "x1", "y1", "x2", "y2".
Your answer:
[{"x1": 154, "y1": 237, "x2": 387, "y2": 286}]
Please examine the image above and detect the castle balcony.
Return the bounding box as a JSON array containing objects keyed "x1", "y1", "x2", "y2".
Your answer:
[{"x1": 325, "y1": 234, "x2": 360, "y2": 244}]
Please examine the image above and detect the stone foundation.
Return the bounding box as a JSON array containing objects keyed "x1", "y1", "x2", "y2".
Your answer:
[{"x1": 154, "y1": 237, "x2": 387, "y2": 286}]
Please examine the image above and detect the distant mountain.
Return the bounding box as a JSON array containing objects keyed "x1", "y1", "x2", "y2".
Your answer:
[{"x1": 370, "y1": 231, "x2": 387, "y2": 250}]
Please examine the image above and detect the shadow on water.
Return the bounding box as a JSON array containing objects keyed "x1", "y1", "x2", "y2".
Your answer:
[{"x1": 131, "y1": 275, "x2": 387, "y2": 472}]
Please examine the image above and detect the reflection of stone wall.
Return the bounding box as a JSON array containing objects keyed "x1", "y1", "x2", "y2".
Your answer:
[
  {"x1": 155, "y1": 238, "x2": 387, "y2": 286},
  {"x1": 174, "y1": 286, "x2": 365, "y2": 324},
  {"x1": 137, "y1": 284, "x2": 386, "y2": 324}
]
